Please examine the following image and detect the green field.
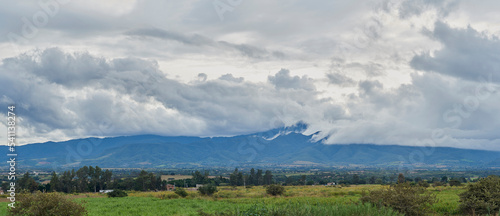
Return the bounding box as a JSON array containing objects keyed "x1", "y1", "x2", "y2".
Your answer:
[{"x1": 1, "y1": 185, "x2": 469, "y2": 216}]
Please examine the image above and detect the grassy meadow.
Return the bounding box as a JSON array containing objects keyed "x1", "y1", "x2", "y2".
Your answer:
[{"x1": 1, "y1": 185, "x2": 468, "y2": 216}]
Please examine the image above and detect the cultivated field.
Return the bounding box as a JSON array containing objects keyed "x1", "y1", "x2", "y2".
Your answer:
[{"x1": 1, "y1": 185, "x2": 468, "y2": 215}]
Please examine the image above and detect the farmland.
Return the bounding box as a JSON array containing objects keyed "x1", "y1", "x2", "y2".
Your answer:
[{"x1": 1, "y1": 185, "x2": 470, "y2": 215}]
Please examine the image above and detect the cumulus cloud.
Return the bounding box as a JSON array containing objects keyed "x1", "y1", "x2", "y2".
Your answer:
[
  {"x1": 268, "y1": 69, "x2": 316, "y2": 91},
  {"x1": 0, "y1": 49, "x2": 336, "y2": 144},
  {"x1": 219, "y1": 74, "x2": 244, "y2": 83},
  {"x1": 411, "y1": 22, "x2": 500, "y2": 82},
  {"x1": 319, "y1": 72, "x2": 500, "y2": 151}
]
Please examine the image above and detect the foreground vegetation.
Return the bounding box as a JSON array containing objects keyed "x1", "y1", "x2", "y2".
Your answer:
[
  {"x1": 3, "y1": 172, "x2": 499, "y2": 215},
  {"x1": 2, "y1": 184, "x2": 492, "y2": 216}
]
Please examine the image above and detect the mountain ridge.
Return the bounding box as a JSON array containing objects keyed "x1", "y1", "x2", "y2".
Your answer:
[{"x1": 4, "y1": 125, "x2": 500, "y2": 169}]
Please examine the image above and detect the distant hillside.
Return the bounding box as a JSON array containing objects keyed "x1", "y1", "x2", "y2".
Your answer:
[{"x1": 5, "y1": 125, "x2": 500, "y2": 169}]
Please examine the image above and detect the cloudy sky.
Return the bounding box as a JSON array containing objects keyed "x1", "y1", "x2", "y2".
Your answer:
[{"x1": 1, "y1": 0, "x2": 499, "y2": 151}]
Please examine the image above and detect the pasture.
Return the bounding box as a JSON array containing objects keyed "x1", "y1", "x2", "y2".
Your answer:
[{"x1": 1, "y1": 185, "x2": 468, "y2": 215}]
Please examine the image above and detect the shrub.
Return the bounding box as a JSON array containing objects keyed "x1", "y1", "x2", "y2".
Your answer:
[
  {"x1": 158, "y1": 193, "x2": 179, "y2": 199},
  {"x1": 433, "y1": 182, "x2": 444, "y2": 187},
  {"x1": 449, "y1": 179, "x2": 462, "y2": 187},
  {"x1": 266, "y1": 184, "x2": 285, "y2": 196},
  {"x1": 174, "y1": 187, "x2": 188, "y2": 197},
  {"x1": 198, "y1": 184, "x2": 218, "y2": 196},
  {"x1": 8, "y1": 192, "x2": 87, "y2": 216},
  {"x1": 107, "y1": 189, "x2": 128, "y2": 198},
  {"x1": 459, "y1": 175, "x2": 500, "y2": 215},
  {"x1": 418, "y1": 180, "x2": 430, "y2": 188},
  {"x1": 361, "y1": 182, "x2": 436, "y2": 216}
]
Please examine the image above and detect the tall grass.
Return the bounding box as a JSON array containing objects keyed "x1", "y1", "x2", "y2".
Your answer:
[
  {"x1": 0, "y1": 185, "x2": 467, "y2": 216},
  {"x1": 225, "y1": 202, "x2": 402, "y2": 216}
]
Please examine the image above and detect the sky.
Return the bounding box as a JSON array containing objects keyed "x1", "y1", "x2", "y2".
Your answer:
[{"x1": 0, "y1": 0, "x2": 499, "y2": 151}]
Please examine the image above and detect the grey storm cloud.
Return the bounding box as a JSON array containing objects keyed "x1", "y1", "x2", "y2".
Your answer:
[
  {"x1": 0, "y1": 48, "x2": 337, "y2": 140},
  {"x1": 2, "y1": 47, "x2": 498, "y2": 150},
  {"x1": 322, "y1": 72, "x2": 500, "y2": 150},
  {"x1": 411, "y1": 22, "x2": 500, "y2": 82},
  {"x1": 125, "y1": 28, "x2": 285, "y2": 59},
  {"x1": 358, "y1": 80, "x2": 383, "y2": 95}
]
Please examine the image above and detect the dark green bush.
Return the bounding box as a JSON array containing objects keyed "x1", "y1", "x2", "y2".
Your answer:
[
  {"x1": 361, "y1": 182, "x2": 436, "y2": 216},
  {"x1": 158, "y1": 193, "x2": 179, "y2": 199},
  {"x1": 417, "y1": 181, "x2": 430, "y2": 188},
  {"x1": 198, "y1": 184, "x2": 218, "y2": 196},
  {"x1": 433, "y1": 182, "x2": 444, "y2": 187},
  {"x1": 107, "y1": 189, "x2": 128, "y2": 198},
  {"x1": 459, "y1": 175, "x2": 500, "y2": 215},
  {"x1": 8, "y1": 192, "x2": 87, "y2": 216},
  {"x1": 174, "y1": 187, "x2": 188, "y2": 197},
  {"x1": 449, "y1": 179, "x2": 462, "y2": 187},
  {"x1": 266, "y1": 184, "x2": 285, "y2": 196}
]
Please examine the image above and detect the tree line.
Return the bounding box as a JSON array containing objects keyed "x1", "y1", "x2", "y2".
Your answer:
[
  {"x1": 4, "y1": 166, "x2": 275, "y2": 193},
  {"x1": 229, "y1": 168, "x2": 273, "y2": 186},
  {"x1": 5, "y1": 166, "x2": 113, "y2": 193}
]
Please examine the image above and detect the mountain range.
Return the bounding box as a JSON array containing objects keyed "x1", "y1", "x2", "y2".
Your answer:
[{"x1": 5, "y1": 124, "x2": 500, "y2": 169}]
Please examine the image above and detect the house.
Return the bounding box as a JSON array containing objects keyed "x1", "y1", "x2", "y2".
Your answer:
[
  {"x1": 166, "y1": 184, "x2": 175, "y2": 191},
  {"x1": 326, "y1": 182, "x2": 336, "y2": 186},
  {"x1": 99, "y1": 190, "x2": 114, "y2": 193}
]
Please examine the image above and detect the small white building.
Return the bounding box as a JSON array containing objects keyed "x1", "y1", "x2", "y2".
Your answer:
[{"x1": 99, "y1": 190, "x2": 114, "y2": 193}]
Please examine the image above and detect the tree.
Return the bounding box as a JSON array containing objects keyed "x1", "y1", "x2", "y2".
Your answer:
[
  {"x1": 135, "y1": 170, "x2": 149, "y2": 191},
  {"x1": 76, "y1": 166, "x2": 89, "y2": 192},
  {"x1": 192, "y1": 171, "x2": 204, "y2": 184},
  {"x1": 263, "y1": 170, "x2": 273, "y2": 185},
  {"x1": 93, "y1": 166, "x2": 102, "y2": 191},
  {"x1": 256, "y1": 169, "x2": 263, "y2": 185},
  {"x1": 60, "y1": 170, "x2": 76, "y2": 193},
  {"x1": 88, "y1": 166, "x2": 96, "y2": 192},
  {"x1": 230, "y1": 168, "x2": 239, "y2": 186},
  {"x1": 203, "y1": 171, "x2": 210, "y2": 184},
  {"x1": 249, "y1": 168, "x2": 256, "y2": 185},
  {"x1": 237, "y1": 171, "x2": 244, "y2": 186},
  {"x1": 353, "y1": 174, "x2": 360, "y2": 184},
  {"x1": 49, "y1": 172, "x2": 60, "y2": 192},
  {"x1": 103, "y1": 169, "x2": 113, "y2": 189},
  {"x1": 18, "y1": 172, "x2": 38, "y2": 193},
  {"x1": 459, "y1": 175, "x2": 500, "y2": 215},
  {"x1": 198, "y1": 184, "x2": 217, "y2": 196},
  {"x1": 415, "y1": 177, "x2": 422, "y2": 183},
  {"x1": 398, "y1": 173, "x2": 405, "y2": 184},
  {"x1": 300, "y1": 175, "x2": 306, "y2": 185},
  {"x1": 441, "y1": 176, "x2": 448, "y2": 183}
]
